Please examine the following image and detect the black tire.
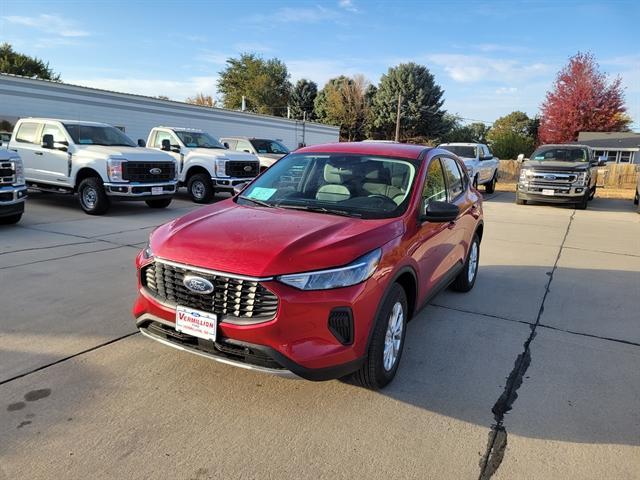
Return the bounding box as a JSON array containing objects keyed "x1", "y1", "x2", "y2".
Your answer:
[
  {"x1": 187, "y1": 173, "x2": 215, "y2": 203},
  {"x1": 633, "y1": 188, "x2": 638, "y2": 205},
  {"x1": 78, "y1": 177, "x2": 110, "y2": 215},
  {"x1": 588, "y1": 185, "x2": 596, "y2": 201},
  {"x1": 575, "y1": 191, "x2": 589, "y2": 210},
  {"x1": 515, "y1": 194, "x2": 527, "y2": 205},
  {"x1": 0, "y1": 213, "x2": 22, "y2": 225},
  {"x1": 485, "y1": 174, "x2": 497, "y2": 194},
  {"x1": 451, "y1": 234, "x2": 480, "y2": 292},
  {"x1": 145, "y1": 198, "x2": 172, "y2": 209},
  {"x1": 352, "y1": 283, "x2": 408, "y2": 390}
]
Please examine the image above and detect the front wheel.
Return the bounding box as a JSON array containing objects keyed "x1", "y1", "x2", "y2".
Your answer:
[
  {"x1": 78, "y1": 177, "x2": 110, "y2": 215},
  {"x1": 588, "y1": 185, "x2": 596, "y2": 201},
  {"x1": 575, "y1": 191, "x2": 589, "y2": 210},
  {"x1": 515, "y1": 194, "x2": 527, "y2": 205},
  {"x1": 485, "y1": 174, "x2": 497, "y2": 194},
  {"x1": 0, "y1": 213, "x2": 22, "y2": 225},
  {"x1": 145, "y1": 198, "x2": 172, "y2": 209},
  {"x1": 451, "y1": 234, "x2": 480, "y2": 292},
  {"x1": 352, "y1": 283, "x2": 408, "y2": 390},
  {"x1": 187, "y1": 173, "x2": 214, "y2": 203}
]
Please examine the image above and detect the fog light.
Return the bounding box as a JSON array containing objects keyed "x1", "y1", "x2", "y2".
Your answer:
[{"x1": 576, "y1": 188, "x2": 583, "y2": 193}]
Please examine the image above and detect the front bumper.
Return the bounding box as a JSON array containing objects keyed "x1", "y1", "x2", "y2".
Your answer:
[
  {"x1": 517, "y1": 183, "x2": 587, "y2": 203},
  {"x1": 0, "y1": 185, "x2": 27, "y2": 216},
  {"x1": 104, "y1": 181, "x2": 177, "y2": 198},
  {"x1": 211, "y1": 177, "x2": 255, "y2": 191},
  {"x1": 132, "y1": 256, "x2": 383, "y2": 380}
]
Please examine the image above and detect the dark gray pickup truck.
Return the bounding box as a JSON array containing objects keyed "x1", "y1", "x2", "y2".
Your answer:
[{"x1": 516, "y1": 144, "x2": 605, "y2": 210}]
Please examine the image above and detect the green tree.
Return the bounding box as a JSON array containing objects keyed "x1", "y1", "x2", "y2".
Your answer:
[
  {"x1": 217, "y1": 53, "x2": 291, "y2": 116},
  {"x1": 185, "y1": 93, "x2": 216, "y2": 107},
  {"x1": 0, "y1": 43, "x2": 60, "y2": 81},
  {"x1": 315, "y1": 75, "x2": 370, "y2": 141},
  {"x1": 289, "y1": 79, "x2": 318, "y2": 120},
  {"x1": 486, "y1": 111, "x2": 537, "y2": 158},
  {"x1": 440, "y1": 116, "x2": 491, "y2": 143},
  {"x1": 370, "y1": 63, "x2": 447, "y2": 140}
]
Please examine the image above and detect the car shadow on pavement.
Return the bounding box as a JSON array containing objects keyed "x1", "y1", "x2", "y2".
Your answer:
[{"x1": 484, "y1": 190, "x2": 639, "y2": 213}]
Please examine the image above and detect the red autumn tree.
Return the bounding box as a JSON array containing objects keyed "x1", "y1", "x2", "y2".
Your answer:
[{"x1": 539, "y1": 52, "x2": 630, "y2": 144}]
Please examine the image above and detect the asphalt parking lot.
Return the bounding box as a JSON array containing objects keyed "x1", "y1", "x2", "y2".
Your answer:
[{"x1": 1, "y1": 191, "x2": 639, "y2": 480}]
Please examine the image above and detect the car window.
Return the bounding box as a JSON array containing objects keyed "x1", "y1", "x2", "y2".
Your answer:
[
  {"x1": 482, "y1": 146, "x2": 491, "y2": 159},
  {"x1": 235, "y1": 140, "x2": 253, "y2": 153},
  {"x1": 422, "y1": 158, "x2": 447, "y2": 205},
  {"x1": 42, "y1": 124, "x2": 67, "y2": 143},
  {"x1": 223, "y1": 139, "x2": 237, "y2": 149},
  {"x1": 250, "y1": 139, "x2": 290, "y2": 155},
  {"x1": 15, "y1": 122, "x2": 40, "y2": 144},
  {"x1": 153, "y1": 131, "x2": 177, "y2": 148},
  {"x1": 442, "y1": 157, "x2": 464, "y2": 200}
]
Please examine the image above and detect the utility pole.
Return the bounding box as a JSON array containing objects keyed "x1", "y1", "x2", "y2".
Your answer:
[
  {"x1": 395, "y1": 93, "x2": 402, "y2": 142},
  {"x1": 241, "y1": 96, "x2": 246, "y2": 112},
  {"x1": 287, "y1": 105, "x2": 291, "y2": 119},
  {"x1": 302, "y1": 111, "x2": 307, "y2": 147}
]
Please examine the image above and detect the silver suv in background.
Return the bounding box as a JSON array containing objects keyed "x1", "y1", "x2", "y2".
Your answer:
[
  {"x1": 9, "y1": 119, "x2": 178, "y2": 215},
  {"x1": 220, "y1": 137, "x2": 290, "y2": 172}
]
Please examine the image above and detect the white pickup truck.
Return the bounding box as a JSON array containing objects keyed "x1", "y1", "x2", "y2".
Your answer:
[
  {"x1": 438, "y1": 142, "x2": 499, "y2": 193},
  {"x1": 147, "y1": 127, "x2": 260, "y2": 203},
  {"x1": 0, "y1": 147, "x2": 28, "y2": 224},
  {"x1": 219, "y1": 137, "x2": 290, "y2": 172},
  {"x1": 9, "y1": 119, "x2": 178, "y2": 215}
]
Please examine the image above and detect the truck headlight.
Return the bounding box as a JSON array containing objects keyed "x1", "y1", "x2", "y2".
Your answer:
[
  {"x1": 215, "y1": 158, "x2": 228, "y2": 177},
  {"x1": 14, "y1": 159, "x2": 25, "y2": 185},
  {"x1": 107, "y1": 159, "x2": 127, "y2": 182},
  {"x1": 519, "y1": 168, "x2": 531, "y2": 182},
  {"x1": 574, "y1": 172, "x2": 587, "y2": 186},
  {"x1": 277, "y1": 249, "x2": 381, "y2": 290}
]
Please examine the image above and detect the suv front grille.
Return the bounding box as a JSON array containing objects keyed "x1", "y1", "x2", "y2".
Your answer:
[
  {"x1": 142, "y1": 260, "x2": 279, "y2": 323},
  {"x1": 0, "y1": 162, "x2": 15, "y2": 186},
  {"x1": 123, "y1": 161, "x2": 175, "y2": 183},
  {"x1": 225, "y1": 161, "x2": 259, "y2": 178}
]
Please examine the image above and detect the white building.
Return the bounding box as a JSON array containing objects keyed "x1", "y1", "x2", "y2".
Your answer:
[{"x1": 0, "y1": 73, "x2": 339, "y2": 149}]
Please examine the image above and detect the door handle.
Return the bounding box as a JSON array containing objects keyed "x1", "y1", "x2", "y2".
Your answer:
[
  {"x1": 447, "y1": 220, "x2": 457, "y2": 229},
  {"x1": 34, "y1": 151, "x2": 43, "y2": 156}
]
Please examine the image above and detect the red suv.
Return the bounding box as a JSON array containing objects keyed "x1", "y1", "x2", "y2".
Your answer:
[{"x1": 133, "y1": 142, "x2": 483, "y2": 389}]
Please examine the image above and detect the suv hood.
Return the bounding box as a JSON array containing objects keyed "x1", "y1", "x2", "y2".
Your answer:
[
  {"x1": 151, "y1": 200, "x2": 404, "y2": 277},
  {"x1": 187, "y1": 148, "x2": 257, "y2": 162},
  {"x1": 74, "y1": 145, "x2": 174, "y2": 162},
  {"x1": 522, "y1": 160, "x2": 590, "y2": 171}
]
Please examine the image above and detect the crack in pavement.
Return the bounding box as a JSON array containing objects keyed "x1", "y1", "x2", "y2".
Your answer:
[
  {"x1": 0, "y1": 244, "x2": 138, "y2": 271},
  {"x1": 478, "y1": 210, "x2": 576, "y2": 480},
  {"x1": 0, "y1": 240, "x2": 98, "y2": 256}
]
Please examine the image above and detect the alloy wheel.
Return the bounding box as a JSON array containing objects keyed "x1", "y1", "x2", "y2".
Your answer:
[
  {"x1": 468, "y1": 240, "x2": 479, "y2": 283},
  {"x1": 383, "y1": 302, "x2": 404, "y2": 371}
]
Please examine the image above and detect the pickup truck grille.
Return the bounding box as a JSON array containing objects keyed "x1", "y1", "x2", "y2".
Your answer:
[
  {"x1": 122, "y1": 161, "x2": 175, "y2": 183},
  {"x1": 225, "y1": 161, "x2": 259, "y2": 178},
  {"x1": 528, "y1": 171, "x2": 577, "y2": 186},
  {"x1": 0, "y1": 162, "x2": 15, "y2": 186},
  {"x1": 141, "y1": 260, "x2": 279, "y2": 323}
]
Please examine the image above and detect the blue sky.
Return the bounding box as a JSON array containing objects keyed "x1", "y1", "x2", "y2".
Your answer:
[{"x1": 1, "y1": 0, "x2": 638, "y2": 128}]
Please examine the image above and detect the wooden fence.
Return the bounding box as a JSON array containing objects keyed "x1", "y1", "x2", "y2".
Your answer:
[{"x1": 498, "y1": 160, "x2": 639, "y2": 189}]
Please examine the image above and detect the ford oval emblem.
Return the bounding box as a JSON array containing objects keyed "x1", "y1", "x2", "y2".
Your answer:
[
  {"x1": 544, "y1": 174, "x2": 556, "y2": 180},
  {"x1": 243, "y1": 165, "x2": 253, "y2": 172},
  {"x1": 150, "y1": 167, "x2": 162, "y2": 175},
  {"x1": 183, "y1": 275, "x2": 214, "y2": 295}
]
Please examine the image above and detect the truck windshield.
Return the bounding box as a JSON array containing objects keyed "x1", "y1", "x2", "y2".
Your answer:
[
  {"x1": 440, "y1": 145, "x2": 477, "y2": 158},
  {"x1": 64, "y1": 124, "x2": 136, "y2": 147},
  {"x1": 531, "y1": 147, "x2": 589, "y2": 162},
  {"x1": 175, "y1": 131, "x2": 225, "y2": 149},
  {"x1": 250, "y1": 139, "x2": 290, "y2": 155},
  {"x1": 237, "y1": 153, "x2": 417, "y2": 219}
]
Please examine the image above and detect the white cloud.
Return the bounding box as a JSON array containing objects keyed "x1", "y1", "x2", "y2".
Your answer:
[
  {"x1": 64, "y1": 76, "x2": 218, "y2": 102},
  {"x1": 249, "y1": 6, "x2": 341, "y2": 24},
  {"x1": 2, "y1": 14, "x2": 89, "y2": 37},
  {"x1": 233, "y1": 42, "x2": 273, "y2": 53},
  {"x1": 495, "y1": 86, "x2": 518, "y2": 95},
  {"x1": 287, "y1": 59, "x2": 373, "y2": 86},
  {"x1": 197, "y1": 51, "x2": 230, "y2": 65},
  {"x1": 427, "y1": 54, "x2": 551, "y2": 83},
  {"x1": 338, "y1": 0, "x2": 358, "y2": 12}
]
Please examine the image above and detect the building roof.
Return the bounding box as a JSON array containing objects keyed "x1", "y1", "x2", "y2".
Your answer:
[
  {"x1": 576, "y1": 131, "x2": 640, "y2": 149},
  {"x1": 578, "y1": 131, "x2": 640, "y2": 141}
]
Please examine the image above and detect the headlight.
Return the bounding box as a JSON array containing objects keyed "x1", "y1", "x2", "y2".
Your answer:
[
  {"x1": 519, "y1": 168, "x2": 531, "y2": 182},
  {"x1": 277, "y1": 249, "x2": 381, "y2": 290},
  {"x1": 142, "y1": 241, "x2": 154, "y2": 260},
  {"x1": 574, "y1": 172, "x2": 587, "y2": 186},
  {"x1": 107, "y1": 158, "x2": 127, "y2": 182},
  {"x1": 14, "y1": 159, "x2": 25, "y2": 185},
  {"x1": 215, "y1": 158, "x2": 228, "y2": 177}
]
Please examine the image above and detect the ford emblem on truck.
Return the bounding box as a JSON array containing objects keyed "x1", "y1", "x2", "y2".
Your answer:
[
  {"x1": 243, "y1": 165, "x2": 253, "y2": 172},
  {"x1": 150, "y1": 167, "x2": 162, "y2": 175},
  {"x1": 183, "y1": 276, "x2": 214, "y2": 294}
]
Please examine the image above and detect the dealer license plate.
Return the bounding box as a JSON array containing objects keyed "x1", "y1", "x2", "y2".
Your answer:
[
  {"x1": 175, "y1": 306, "x2": 217, "y2": 341},
  {"x1": 542, "y1": 189, "x2": 555, "y2": 196},
  {"x1": 151, "y1": 186, "x2": 164, "y2": 195}
]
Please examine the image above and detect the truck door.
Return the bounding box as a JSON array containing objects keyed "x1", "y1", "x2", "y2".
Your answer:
[
  {"x1": 10, "y1": 121, "x2": 42, "y2": 181},
  {"x1": 39, "y1": 123, "x2": 72, "y2": 185}
]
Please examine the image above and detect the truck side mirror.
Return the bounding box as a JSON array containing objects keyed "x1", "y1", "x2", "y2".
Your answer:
[
  {"x1": 137, "y1": 139, "x2": 146, "y2": 147},
  {"x1": 161, "y1": 139, "x2": 171, "y2": 151},
  {"x1": 597, "y1": 156, "x2": 608, "y2": 167},
  {"x1": 517, "y1": 154, "x2": 526, "y2": 162},
  {"x1": 223, "y1": 142, "x2": 230, "y2": 149},
  {"x1": 42, "y1": 134, "x2": 54, "y2": 149}
]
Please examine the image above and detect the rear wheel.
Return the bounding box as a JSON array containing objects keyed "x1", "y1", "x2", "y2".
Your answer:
[
  {"x1": 187, "y1": 173, "x2": 214, "y2": 203},
  {"x1": 145, "y1": 198, "x2": 172, "y2": 209},
  {"x1": 78, "y1": 177, "x2": 110, "y2": 215},
  {"x1": 352, "y1": 283, "x2": 408, "y2": 390},
  {"x1": 451, "y1": 234, "x2": 480, "y2": 292},
  {"x1": 485, "y1": 174, "x2": 497, "y2": 194},
  {"x1": 0, "y1": 213, "x2": 22, "y2": 225}
]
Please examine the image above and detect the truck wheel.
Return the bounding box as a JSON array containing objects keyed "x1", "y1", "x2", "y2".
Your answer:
[
  {"x1": 485, "y1": 174, "x2": 497, "y2": 194},
  {"x1": 576, "y1": 191, "x2": 589, "y2": 210},
  {"x1": 515, "y1": 194, "x2": 527, "y2": 205},
  {"x1": 78, "y1": 177, "x2": 110, "y2": 215},
  {"x1": 633, "y1": 188, "x2": 638, "y2": 205},
  {"x1": 146, "y1": 198, "x2": 172, "y2": 209},
  {"x1": 187, "y1": 173, "x2": 214, "y2": 203},
  {"x1": 451, "y1": 234, "x2": 480, "y2": 292},
  {"x1": 352, "y1": 283, "x2": 407, "y2": 390},
  {"x1": 0, "y1": 213, "x2": 22, "y2": 225},
  {"x1": 588, "y1": 186, "x2": 596, "y2": 201}
]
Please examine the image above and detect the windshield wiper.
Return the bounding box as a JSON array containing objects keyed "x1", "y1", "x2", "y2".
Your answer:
[
  {"x1": 277, "y1": 204, "x2": 362, "y2": 218},
  {"x1": 238, "y1": 196, "x2": 276, "y2": 208}
]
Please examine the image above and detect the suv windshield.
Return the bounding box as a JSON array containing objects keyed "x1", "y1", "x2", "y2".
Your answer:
[
  {"x1": 440, "y1": 145, "x2": 477, "y2": 158},
  {"x1": 175, "y1": 131, "x2": 225, "y2": 149},
  {"x1": 250, "y1": 139, "x2": 290, "y2": 155},
  {"x1": 64, "y1": 124, "x2": 136, "y2": 147},
  {"x1": 531, "y1": 147, "x2": 590, "y2": 162},
  {"x1": 237, "y1": 153, "x2": 417, "y2": 219}
]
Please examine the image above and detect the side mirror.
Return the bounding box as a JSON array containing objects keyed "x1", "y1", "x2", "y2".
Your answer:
[
  {"x1": 42, "y1": 134, "x2": 54, "y2": 149},
  {"x1": 597, "y1": 156, "x2": 608, "y2": 167},
  {"x1": 419, "y1": 200, "x2": 459, "y2": 223},
  {"x1": 161, "y1": 139, "x2": 171, "y2": 151},
  {"x1": 517, "y1": 154, "x2": 525, "y2": 163},
  {"x1": 243, "y1": 149, "x2": 252, "y2": 154},
  {"x1": 137, "y1": 139, "x2": 146, "y2": 147},
  {"x1": 233, "y1": 181, "x2": 250, "y2": 196},
  {"x1": 223, "y1": 142, "x2": 230, "y2": 149}
]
